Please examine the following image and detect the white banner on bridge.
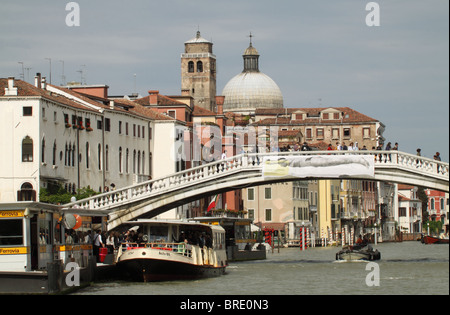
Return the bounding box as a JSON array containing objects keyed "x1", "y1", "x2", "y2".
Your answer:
[{"x1": 262, "y1": 155, "x2": 375, "y2": 179}]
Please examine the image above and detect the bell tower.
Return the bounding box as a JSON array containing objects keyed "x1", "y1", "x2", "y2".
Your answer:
[{"x1": 181, "y1": 31, "x2": 217, "y2": 112}]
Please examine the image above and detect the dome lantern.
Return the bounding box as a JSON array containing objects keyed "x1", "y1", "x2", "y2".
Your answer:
[{"x1": 222, "y1": 33, "x2": 283, "y2": 114}]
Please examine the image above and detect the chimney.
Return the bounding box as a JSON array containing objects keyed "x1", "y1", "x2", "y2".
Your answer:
[
  {"x1": 148, "y1": 90, "x2": 159, "y2": 105},
  {"x1": 216, "y1": 96, "x2": 225, "y2": 114},
  {"x1": 109, "y1": 100, "x2": 115, "y2": 109},
  {"x1": 41, "y1": 77, "x2": 47, "y2": 90},
  {"x1": 4, "y1": 77, "x2": 18, "y2": 96},
  {"x1": 35, "y1": 73, "x2": 42, "y2": 89}
]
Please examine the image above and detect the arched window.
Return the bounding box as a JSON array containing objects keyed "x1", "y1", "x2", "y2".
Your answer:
[
  {"x1": 17, "y1": 182, "x2": 36, "y2": 201},
  {"x1": 119, "y1": 147, "x2": 123, "y2": 173},
  {"x1": 97, "y1": 143, "x2": 101, "y2": 170},
  {"x1": 126, "y1": 149, "x2": 129, "y2": 173},
  {"x1": 52, "y1": 141, "x2": 57, "y2": 166},
  {"x1": 22, "y1": 136, "x2": 33, "y2": 162},
  {"x1": 41, "y1": 138, "x2": 46, "y2": 164},
  {"x1": 142, "y1": 152, "x2": 145, "y2": 175},
  {"x1": 188, "y1": 61, "x2": 195, "y2": 73},
  {"x1": 71, "y1": 144, "x2": 76, "y2": 167},
  {"x1": 64, "y1": 143, "x2": 68, "y2": 166},
  {"x1": 86, "y1": 142, "x2": 90, "y2": 169},
  {"x1": 197, "y1": 61, "x2": 203, "y2": 72},
  {"x1": 137, "y1": 150, "x2": 141, "y2": 174},
  {"x1": 105, "y1": 145, "x2": 109, "y2": 171},
  {"x1": 133, "y1": 150, "x2": 137, "y2": 174}
]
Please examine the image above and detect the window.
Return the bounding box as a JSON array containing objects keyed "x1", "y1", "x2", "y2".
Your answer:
[
  {"x1": 41, "y1": 138, "x2": 46, "y2": 163},
  {"x1": 248, "y1": 209, "x2": 255, "y2": 220},
  {"x1": 323, "y1": 113, "x2": 329, "y2": 120},
  {"x1": 97, "y1": 120, "x2": 102, "y2": 130},
  {"x1": 248, "y1": 188, "x2": 255, "y2": 201},
  {"x1": 71, "y1": 144, "x2": 75, "y2": 167},
  {"x1": 188, "y1": 61, "x2": 194, "y2": 73},
  {"x1": 85, "y1": 142, "x2": 90, "y2": 169},
  {"x1": 197, "y1": 61, "x2": 203, "y2": 72},
  {"x1": 126, "y1": 149, "x2": 129, "y2": 173},
  {"x1": 119, "y1": 121, "x2": 122, "y2": 134},
  {"x1": 23, "y1": 106, "x2": 32, "y2": 116},
  {"x1": 306, "y1": 128, "x2": 312, "y2": 139},
  {"x1": 97, "y1": 143, "x2": 101, "y2": 170},
  {"x1": 142, "y1": 126, "x2": 145, "y2": 139},
  {"x1": 265, "y1": 209, "x2": 272, "y2": 221},
  {"x1": 52, "y1": 141, "x2": 57, "y2": 166},
  {"x1": 133, "y1": 124, "x2": 136, "y2": 137},
  {"x1": 0, "y1": 219, "x2": 23, "y2": 245},
  {"x1": 363, "y1": 128, "x2": 370, "y2": 138},
  {"x1": 105, "y1": 145, "x2": 109, "y2": 171},
  {"x1": 85, "y1": 118, "x2": 91, "y2": 130},
  {"x1": 264, "y1": 187, "x2": 272, "y2": 200},
  {"x1": 105, "y1": 118, "x2": 111, "y2": 132},
  {"x1": 17, "y1": 182, "x2": 36, "y2": 201},
  {"x1": 344, "y1": 128, "x2": 351, "y2": 138},
  {"x1": 22, "y1": 136, "x2": 33, "y2": 162},
  {"x1": 316, "y1": 128, "x2": 324, "y2": 139},
  {"x1": 119, "y1": 147, "x2": 123, "y2": 173},
  {"x1": 137, "y1": 151, "x2": 141, "y2": 174},
  {"x1": 133, "y1": 150, "x2": 136, "y2": 174},
  {"x1": 168, "y1": 111, "x2": 176, "y2": 119}
]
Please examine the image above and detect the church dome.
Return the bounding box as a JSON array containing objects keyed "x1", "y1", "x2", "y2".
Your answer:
[
  {"x1": 222, "y1": 72, "x2": 283, "y2": 112},
  {"x1": 222, "y1": 39, "x2": 283, "y2": 113}
]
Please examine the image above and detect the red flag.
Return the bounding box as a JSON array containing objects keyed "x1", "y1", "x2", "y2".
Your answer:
[{"x1": 207, "y1": 194, "x2": 219, "y2": 212}]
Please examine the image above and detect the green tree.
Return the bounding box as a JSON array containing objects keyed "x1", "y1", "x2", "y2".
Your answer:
[{"x1": 39, "y1": 184, "x2": 98, "y2": 205}]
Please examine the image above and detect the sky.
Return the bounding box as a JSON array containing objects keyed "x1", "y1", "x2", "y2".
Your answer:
[{"x1": 1, "y1": 0, "x2": 448, "y2": 161}]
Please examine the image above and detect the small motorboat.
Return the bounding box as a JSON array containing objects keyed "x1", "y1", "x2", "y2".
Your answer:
[
  {"x1": 421, "y1": 235, "x2": 449, "y2": 245},
  {"x1": 336, "y1": 244, "x2": 381, "y2": 261}
]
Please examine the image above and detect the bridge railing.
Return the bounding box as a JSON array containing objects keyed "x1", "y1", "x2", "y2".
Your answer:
[{"x1": 63, "y1": 150, "x2": 448, "y2": 211}]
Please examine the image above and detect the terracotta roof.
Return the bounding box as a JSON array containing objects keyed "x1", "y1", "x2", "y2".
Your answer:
[
  {"x1": 128, "y1": 103, "x2": 175, "y2": 121},
  {"x1": 192, "y1": 106, "x2": 216, "y2": 116},
  {"x1": 254, "y1": 107, "x2": 379, "y2": 124},
  {"x1": 1, "y1": 78, "x2": 175, "y2": 122},
  {"x1": 135, "y1": 94, "x2": 187, "y2": 107},
  {"x1": 0, "y1": 78, "x2": 99, "y2": 113}
]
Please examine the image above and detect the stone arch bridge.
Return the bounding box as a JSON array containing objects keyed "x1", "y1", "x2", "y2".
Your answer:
[{"x1": 62, "y1": 151, "x2": 449, "y2": 230}]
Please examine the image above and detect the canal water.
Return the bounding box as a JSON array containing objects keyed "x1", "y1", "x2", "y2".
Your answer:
[{"x1": 73, "y1": 241, "x2": 448, "y2": 295}]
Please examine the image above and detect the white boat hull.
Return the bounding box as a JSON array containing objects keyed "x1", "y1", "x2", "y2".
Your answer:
[{"x1": 117, "y1": 245, "x2": 227, "y2": 282}]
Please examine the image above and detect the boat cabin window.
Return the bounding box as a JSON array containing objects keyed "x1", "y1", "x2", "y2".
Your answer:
[
  {"x1": 38, "y1": 213, "x2": 52, "y2": 245},
  {"x1": 235, "y1": 223, "x2": 251, "y2": 241},
  {"x1": 213, "y1": 231, "x2": 225, "y2": 249},
  {"x1": 0, "y1": 219, "x2": 23, "y2": 245},
  {"x1": 149, "y1": 226, "x2": 169, "y2": 242}
]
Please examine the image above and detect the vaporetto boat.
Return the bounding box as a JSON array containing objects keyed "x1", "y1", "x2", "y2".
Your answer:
[{"x1": 116, "y1": 219, "x2": 228, "y2": 282}]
